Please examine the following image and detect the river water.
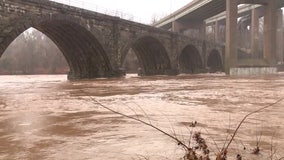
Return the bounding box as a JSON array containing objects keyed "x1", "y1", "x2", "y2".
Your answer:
[{"x1": 0, "y1": 74, "x2": 283, "y2": 160}]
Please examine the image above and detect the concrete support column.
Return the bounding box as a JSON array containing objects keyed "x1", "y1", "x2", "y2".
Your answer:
[
  {"x1": 263, "y1": 0, "x2": 277, "y2": 65},
  {"x1": 276, "y1": 9, "x2": 283, "y2": 63},
  {"x1": 172, "y1": 21, "x2": 183, "y2": 33},
  {"x1": 225, "y1": 0, "x2": 238, "y2": 74},
  {"x1": 251, "y1": 8, "x2": 260, "y2": 58},
  {"x1": 172, "y1": 21, "x2": 187, "y2": 33},
  {"x1": 215, "y1": 21, "x2": 220, "y2": 43},
  {"x1": 199, "y1": 21, "x2": 206, "y2": 40}
]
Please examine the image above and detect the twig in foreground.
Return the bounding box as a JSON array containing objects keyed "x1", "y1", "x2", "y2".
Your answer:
[
  {"x1": 88, "y1": 97, "x2": 190, "y2": 151},
  {"x1": 223, "y1": 98, "x2": 284, "y2": 152}
]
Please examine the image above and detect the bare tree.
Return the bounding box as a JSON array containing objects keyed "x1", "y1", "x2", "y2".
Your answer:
[{"x1": 0, "y1": 28, "x2": 68, "y2": 75}]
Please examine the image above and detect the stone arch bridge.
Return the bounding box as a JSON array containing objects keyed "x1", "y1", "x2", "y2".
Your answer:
[{"x1": 0, "y1": 0, "x2": 224, "y2": 79}]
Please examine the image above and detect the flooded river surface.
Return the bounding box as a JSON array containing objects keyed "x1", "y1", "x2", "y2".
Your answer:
[{"x1": 0, "y1": 74, "x2": 283, "y2": 160}]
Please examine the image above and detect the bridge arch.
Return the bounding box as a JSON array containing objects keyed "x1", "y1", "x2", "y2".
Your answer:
[
  {"x1": 206, "y1": 49, "x2": 223, "y2": 72},
  {"x1": 179, "y1": 44, "x2": 203, "y2": 74},
  {"x1": 0, "y1": 14, "x2": 114, "y2": 79},
  {"x1": 121, "y1": 35, "x2": 172, "y2": 76}
]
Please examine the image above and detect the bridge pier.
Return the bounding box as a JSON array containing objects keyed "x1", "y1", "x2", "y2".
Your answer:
[
  {"x1": 263, "y1": 0, "x2": 277, "y2": 65},
  {"x1": 225, "y1": 0, "x2": 238, "y2": 74},
  {"x1": 172, "y1": 21, "x2": 184, "y2": 33},
  {"x1": 251, "y1": 8, "x2": 260, "y2": 58},
  {"x1": 171, "y1": 20, "x2": 206, "y2": 40},
  {"x1": 226, "y1": 0, "x2": 278, "y2": 75},
  {"x1": 214, "y1": 21, "x2": 220, "y2": 43},
  {"x1": 276, "y1": 9, "x2": 283, "y2": 63},
  {"x1": 200, "y1": 22, "x2": 206, "y2": 40}
]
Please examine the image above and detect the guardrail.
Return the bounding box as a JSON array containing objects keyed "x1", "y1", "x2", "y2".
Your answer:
[{"x1": 50, "y1": 0, "x2": 136, "y2": 22}]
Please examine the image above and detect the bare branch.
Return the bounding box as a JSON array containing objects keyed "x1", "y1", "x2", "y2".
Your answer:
[
  {"x1": 224, "y1": 98, "x2": 284, "y2": 151},
  {"x1": 89, "y1": 97, "x2": 190, "y2": 151}
]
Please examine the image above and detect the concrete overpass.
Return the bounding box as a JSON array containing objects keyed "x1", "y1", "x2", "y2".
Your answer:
[
  {"x1": 154, "y1": 0, "x2": 284, "y2": 75},
  {"x1": 154, "y1": 0, "x2": 284, "y2": 29}
]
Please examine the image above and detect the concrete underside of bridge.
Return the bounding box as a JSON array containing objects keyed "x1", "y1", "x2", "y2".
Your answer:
[
  {"x1": 155, "y1": 0, "x2": 283, "y2": 76},
  {"x1": 224, "y1": 0, "x2": 279, "y2": 75},
  {"x1": 0, "y1": 0, "x2": 225, "y2": 79}
]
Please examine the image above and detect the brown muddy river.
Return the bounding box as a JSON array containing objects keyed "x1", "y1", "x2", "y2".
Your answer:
[{"x1": 0, "y1": 74, "x2": 283, "y2": 160}]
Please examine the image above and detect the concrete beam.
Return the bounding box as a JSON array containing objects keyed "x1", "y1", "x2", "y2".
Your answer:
[{"x1": 238, "y1": 0, "x2": 269, "y2": 5}]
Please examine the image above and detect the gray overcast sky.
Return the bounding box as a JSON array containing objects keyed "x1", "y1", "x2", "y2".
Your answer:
[{"x1": 52, "y1": 0, "x2": 191, "y2": 24}]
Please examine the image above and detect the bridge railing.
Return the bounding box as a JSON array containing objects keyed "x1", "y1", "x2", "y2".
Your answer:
[{"x1": 49, "y1": 0, "x2": 136, "y2": 22}]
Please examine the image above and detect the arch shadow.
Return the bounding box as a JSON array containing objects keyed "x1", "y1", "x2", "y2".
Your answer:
[
  {"x1": 207, "y1": 49, "x2": 223, "y2": 72},
  {"x1": 179, "y1": 45, "x2": 203, "y2": 74},
  {"x1": 0, "y1": 14, "x2": 114, "y2": 79},
  {"x1": 122, "y1": 36, "x2": 172, "y2": 76}
]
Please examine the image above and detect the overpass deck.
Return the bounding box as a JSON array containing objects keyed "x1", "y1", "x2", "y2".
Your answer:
[{"x1": 154, "y1": 0, "x2": 284, "y2": 29}]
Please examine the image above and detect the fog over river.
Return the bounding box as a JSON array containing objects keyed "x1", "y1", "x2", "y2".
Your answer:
[{"x1": 0, "y1": 74, "x2": 283, "y2": 160}]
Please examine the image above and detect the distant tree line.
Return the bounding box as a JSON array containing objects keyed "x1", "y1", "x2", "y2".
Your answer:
[{"x1": 0, "y1": 28, "x2": 69, "y2": 75}]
